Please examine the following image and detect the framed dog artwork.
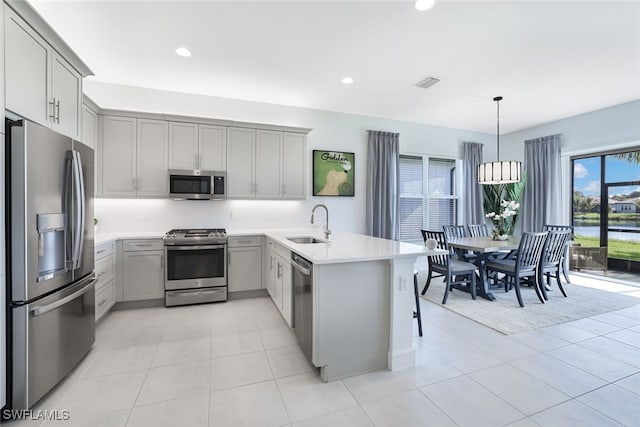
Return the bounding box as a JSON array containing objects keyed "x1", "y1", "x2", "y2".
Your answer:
[{"x1": 312, "y1": 150, "x2": 355, "y2": 196}]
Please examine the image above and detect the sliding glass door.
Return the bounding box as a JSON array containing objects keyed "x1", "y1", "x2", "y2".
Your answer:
[{"x1": 572, "y1": 149, "x2": 640, "y2": 272}]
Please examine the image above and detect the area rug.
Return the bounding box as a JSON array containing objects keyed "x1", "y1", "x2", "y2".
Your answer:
[{"x1": 419, "y1": 275, "x2": 640, "y2": 335}]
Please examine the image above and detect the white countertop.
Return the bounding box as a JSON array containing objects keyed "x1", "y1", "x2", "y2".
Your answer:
[
  {"x1": 94, "y1": 228, "x2": 444, "y2": 265},
  {"x1": 263, "y1": 230, "x2": 442, "y2": 265},
  {"x1": 95, "y1": 232, "x2": 165, "y2": 245}
]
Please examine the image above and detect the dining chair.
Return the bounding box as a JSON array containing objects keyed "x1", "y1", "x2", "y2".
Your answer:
[
  {"x1": 443, "y1": 225, "x2": 467, "y2": 240},
  {"x1": 420, "y1": 230, "x2": 478, "y2": 304},
  {"x1": 467, "y1": 223, "x2": 511, "y2": 263},
  {"x1": 468, "y1": 224, "x2": 489, "y2": 237},
  {"x1": 485, "y1": 232, "x2": 548, "y2": 307},
  {"x1": 443, "y1": 225, "x2": 475, "y2": 261},
  {"x1": 412, "y1": 272, "x2": 423, "y2": 336},
  {"x1": 538, "y1": 229, "x2": 572, "y2": 299},
  {"x1": 543, "y1": 224, "x2": 574, "y2": 284}
]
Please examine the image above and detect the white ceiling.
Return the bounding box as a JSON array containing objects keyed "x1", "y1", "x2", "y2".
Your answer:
[{"x1": 29, "y1": 0, "x2": 640, "y2": 134}]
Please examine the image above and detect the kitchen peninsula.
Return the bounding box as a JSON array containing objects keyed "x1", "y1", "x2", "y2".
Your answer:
[
  {"x1": 263, "y1": 230, "x2": 434, "y2": 381},
  {"x1": 96, "y1": 229, "x2": 437, "y2": 382}
]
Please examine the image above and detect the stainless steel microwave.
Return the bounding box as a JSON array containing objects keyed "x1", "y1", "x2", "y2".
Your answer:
[{"x1": 169, "y1": 170, "x2": 226, "y2": 200}]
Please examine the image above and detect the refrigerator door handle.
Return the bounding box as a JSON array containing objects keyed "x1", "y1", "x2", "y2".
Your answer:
[
  {"x1": 71, "y1": 151, "x2": 86, "y2": 270},
  {"x1": 30, "y1": 274, "x2": 96, "y2": 316}
]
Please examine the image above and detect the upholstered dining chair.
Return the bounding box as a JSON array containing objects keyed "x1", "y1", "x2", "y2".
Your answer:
[
  {"x1": 485, "y1": 232, "x2": 548, "y2": 307},
  {"x1": 538, "y1": 229, "x2": 572, "y2": 299},
  {"x1": 420, "y1": 230, "x2": 478, "y2": 304}
]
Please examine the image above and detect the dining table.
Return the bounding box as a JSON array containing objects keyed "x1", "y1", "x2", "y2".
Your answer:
[{"x1": 447, "y1": 236, "x2": 521, "y2": 301}]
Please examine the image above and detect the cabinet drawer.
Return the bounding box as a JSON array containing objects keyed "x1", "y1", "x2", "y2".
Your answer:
[
  {"x1": 95, "y1": 280, "x2": 115, "y2": 321},
  {"x1": 95, "y1": 242, "x2": 115, "y2": 260},
  {"x1": 123, "y1": 239, "x2": 164, "y2": 252},
  {"x1": 228, "y1": 236, "x2": 262, "y2": 247},
  {"x1": 95, "y1": 256, "x2": 115, "y2": 291}
]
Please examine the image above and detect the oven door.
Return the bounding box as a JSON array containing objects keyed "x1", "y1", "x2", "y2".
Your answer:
[{"x1": 164, "y1": 244, "x2": 227, "y2": 290}]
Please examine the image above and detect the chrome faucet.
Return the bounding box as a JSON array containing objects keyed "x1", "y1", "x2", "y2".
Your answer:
[{"x1": 310, "y1": 204, "x2": 331, "y2": 240}]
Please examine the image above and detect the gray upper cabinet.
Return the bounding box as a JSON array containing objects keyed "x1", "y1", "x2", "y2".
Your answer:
[
  {"x1": 255, "y1": 130, "x2": 283, "y2": 199},
  {"x1": 50, "y1": 51, "x2": 81, "y2": 139},
  {"x1": 283, "y1": 133, "x2": 306, "y2": 199},
  {"x1": 227, "y1": 127, "x2": 306, "y2": 200},
  {"x1": 227, "y1": 127, "x2": 256, "y2": 198},
  {"x1": 168, "y1": 122, "x2": 226, "y2": 171},
  {"x1": 4, "y1": 6, "x2": 49, "y2": 126},
  {"x1": 137, "y1": 119, "x2": 169, "y2": 197},
  {"x1": 199, "y1": 124, "x2": 226, "y2": 171},
  {"x1": 168, "y1": 122, "x2": 198, "y2": 170},
  {"x1": 101, "y1": 115, "x2": 137, "y2": 197},
  {"x1": 101, "y1": 116, "x2": 168, "y2": 198},
  {"x1": 4, "y1": 6, "x2": 81, "y2": 139},
  {"x1": 81, "y1": 103, "x2": 98, "y2": 149},
  {"x1": 97, "y1": 111, "x2": 308, "y2": 200}
]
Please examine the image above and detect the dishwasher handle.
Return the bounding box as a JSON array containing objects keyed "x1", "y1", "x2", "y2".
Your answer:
[{"x1": 291, "y1": 255, "x2": 311, "y2": 276}]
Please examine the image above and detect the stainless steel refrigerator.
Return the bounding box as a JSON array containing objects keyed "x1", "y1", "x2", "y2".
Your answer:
[{"x1": 5, "y1": 119, "x2": 95, "y2": 410}]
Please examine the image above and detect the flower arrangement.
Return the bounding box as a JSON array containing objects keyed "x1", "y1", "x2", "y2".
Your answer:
[
  {"x1": 482, "y1": 176, "x2": 526, "y2": 240},
  {"x1": 486, "y1": 200, "x2": 520, "y2": 240}
]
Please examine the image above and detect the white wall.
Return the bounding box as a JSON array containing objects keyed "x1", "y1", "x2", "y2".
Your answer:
[
  {"x1": 86, "y1": 81, "x2": 495, "y2": 234},
  {"x1": 500, "y1": 100, "x2": 640, "y2": 162}
]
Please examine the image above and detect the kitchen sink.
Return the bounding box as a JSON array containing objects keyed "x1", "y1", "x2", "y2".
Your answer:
[{"x1": 287, "y1": 236, "x2": 328, "y2": 244}]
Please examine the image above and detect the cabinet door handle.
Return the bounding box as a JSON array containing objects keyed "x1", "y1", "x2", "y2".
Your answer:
[
  {"x1": 132, "y1": 178, "x2": 136, "y2": 191},
  {"x1": 228, "y1": 252, "x2": 231, "y2": 265},
  {"x1": 55, "y1": 99, "x2": 60, "y2": 124},
  {"x1": 282, "y1": 184, "x2": 286, "y2": 195},
  {"x1": 198, "y1": 153, "x2": 201, "y2": 169},
  {"x1": 195, "y1": 153, "x2": 199, "y2": 170},
  {"x1": 49, "y1": 98, "x2": 57, "y2": 121},
  {"x1": 97, "y1": 249, "x2": 106, "y2": 255},
  {"x1": 160, "y1": 256, "x2": 164, "y2": 269}
]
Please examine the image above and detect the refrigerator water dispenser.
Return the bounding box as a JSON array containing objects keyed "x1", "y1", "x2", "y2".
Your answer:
[{"x1": 37, "y1": 212, "x2": 67, "y2": 281}]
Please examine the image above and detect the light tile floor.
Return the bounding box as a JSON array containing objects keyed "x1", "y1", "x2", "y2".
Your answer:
[{"x1": 10, "y1": 291, "x2": 640, "y2": 427}]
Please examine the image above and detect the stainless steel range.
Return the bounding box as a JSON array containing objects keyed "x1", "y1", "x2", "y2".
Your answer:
[{"x1": 163, "y1": 228, "x2": 228, "y2": 306}]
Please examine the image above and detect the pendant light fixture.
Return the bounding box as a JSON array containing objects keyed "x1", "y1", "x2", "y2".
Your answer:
[{"x1": 477, "y1": 96, "x2": 522, "y2": 185}]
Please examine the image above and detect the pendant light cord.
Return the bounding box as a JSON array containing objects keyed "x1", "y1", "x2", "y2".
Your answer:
[{"x1": 494, "y1": 96, "x2": 502, "y2": 162}]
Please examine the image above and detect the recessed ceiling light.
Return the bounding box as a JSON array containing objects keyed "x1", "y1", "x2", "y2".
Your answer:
[
  {"x1": 341, "y1": 76, "x2": 354, "y2": 85},
  {"x1": 175, "y1": 47, "x2": 192, "y2": 57},
  {"x1": 415, "y1": 0, "x2": 436, "y2": 11}
]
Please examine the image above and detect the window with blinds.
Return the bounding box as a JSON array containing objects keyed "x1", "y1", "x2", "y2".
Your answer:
[{"x1": 399, "y1": 155, "x2": 458, "y2": 243}]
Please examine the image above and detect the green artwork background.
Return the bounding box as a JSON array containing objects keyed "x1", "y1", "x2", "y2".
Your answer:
[{"x1": 313, "y1": 150, "x2": 355, "y2": 196}]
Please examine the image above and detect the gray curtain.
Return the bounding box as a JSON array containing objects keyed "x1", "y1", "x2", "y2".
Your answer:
[
  {"x1": 366, "y1": 130, "x2": 400, "y2": 240},
  {"x1": 522, "y1": 134, "x2": 562, "y2": 232},
  {"x1": 462, "y1": 142, "x2": 484, "y2": 224}
]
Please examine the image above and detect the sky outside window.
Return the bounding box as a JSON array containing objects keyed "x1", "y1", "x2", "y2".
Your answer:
[
  {"x1": 605, "y1": 151, "x2": 640, "y2": 186},
  {"x1": 574, "y1": 156, "x2": 601, "y2": 196}
]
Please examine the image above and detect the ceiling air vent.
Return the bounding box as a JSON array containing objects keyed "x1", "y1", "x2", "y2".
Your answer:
[{"x1": 415, "y1": 76, "x2": 441, "y2": 89}]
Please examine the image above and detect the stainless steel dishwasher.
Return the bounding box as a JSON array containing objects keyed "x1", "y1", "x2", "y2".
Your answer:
[{"x1": 291, "y1": 254, "x2": 313, "y2": 363}]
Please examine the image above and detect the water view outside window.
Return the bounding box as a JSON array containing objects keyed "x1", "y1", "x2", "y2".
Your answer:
[{"x1": 572, "y1": 150, "x2": 640, "y2": 267}]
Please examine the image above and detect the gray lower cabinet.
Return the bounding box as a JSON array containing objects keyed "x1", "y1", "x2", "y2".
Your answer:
[
  {"x1": 227, "y1": 236, "x2": 262, "y2": 292},
  {"x1": 122, "y1": 239, "x2": 164, "y2": 301},
  {"x1": 265, "y1": 239, "x2": 292, "y2": 326},
  {"x1": 95, "y1": 241, "x2": 116, "y2": 321}
]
